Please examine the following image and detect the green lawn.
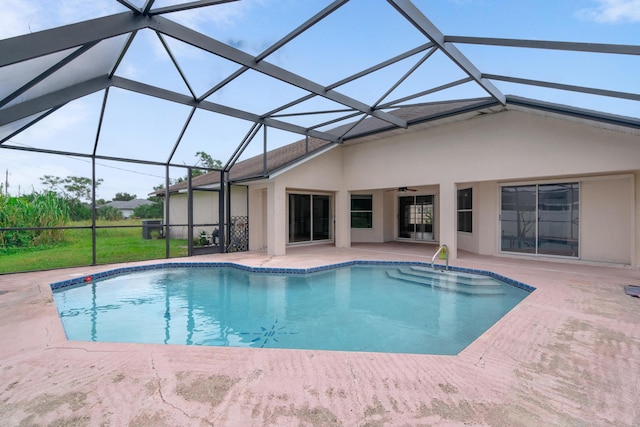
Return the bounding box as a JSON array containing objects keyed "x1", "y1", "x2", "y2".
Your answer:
[{"x1": 0, "y1": 220, "x2": 188, "y2": 274}]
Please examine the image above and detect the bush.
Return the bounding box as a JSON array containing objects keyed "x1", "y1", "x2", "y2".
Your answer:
[
  {"x1": 133, "y1": 202, "x2": 163, "y2": 219},
  {"x1": 67, "y1": 199, "x2": 92, "y2": 221},
  {"x1": 96, "y1": 205, "x2": 124, "y2": 221}
]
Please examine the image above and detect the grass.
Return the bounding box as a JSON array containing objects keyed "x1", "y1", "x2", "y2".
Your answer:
[{"x1": 0, "y1": 219, "x2": 188, "y2": 274}]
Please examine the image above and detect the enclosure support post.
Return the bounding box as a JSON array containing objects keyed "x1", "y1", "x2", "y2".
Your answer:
[
  {"x1": 90, "y1": 89, "x2": 108, "y2": 266},
  {"x1": 226, "y1": 172, "x2": 232, "y2": 252},
  {"x1": 218, "y1": 169, "x2": 226, "y2": 253},
  {"x1": 187, "y1": 168, "x2": 193, "y2": 256},
  {"x1": 91, "y1": 156, "x2": 97, "y2": 265},
  {"x1": 164, "y1": 164, "x2": 170, "y2": 259},
  {"x1": 263, "y1": 126, "x2": 267, "y2": 176}
]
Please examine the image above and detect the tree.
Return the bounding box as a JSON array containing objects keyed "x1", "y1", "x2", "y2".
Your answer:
[
  {"x1": 63, "y1": 176, "x2": 102, "y2": 202},
  {"x1": 193, "y1": 151, "x2": 222, "y2": 177},
  {"x1": 39, "y1": 175, "x2": 104, "y2": 220},
  {"x1": 147, "y1": 185, "x2": 164, "y2": 204},
  {"x1": 113, "y1": 192, "x2": 136, "y2": 201},
  {"x1": 40, "y1": 175, "x2": 103, "y2": 202},
  {"x1": 152, "y1": 152, "x2": 223, "y2": 189},
  {"x1": 40, "y1": 175, "x2": 64, "y2": 193}
]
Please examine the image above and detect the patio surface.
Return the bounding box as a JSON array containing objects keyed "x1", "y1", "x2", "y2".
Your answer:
[{"x1": 0, "y1": 243, "x2": 639, "y2": 426}]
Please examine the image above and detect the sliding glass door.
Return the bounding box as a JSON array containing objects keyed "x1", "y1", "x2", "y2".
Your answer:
[
  {"x1": 288, "y1": 194, "x2": 331, "y2": 243},
  {"x1": 398, "y1": 195, "x2": 434, "y2": 241},
  {"x1": 501, "y1": 183, "x2": 579, "y2": 257}
]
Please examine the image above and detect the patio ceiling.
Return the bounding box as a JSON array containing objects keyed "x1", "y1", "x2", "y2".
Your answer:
[{"x1": 1, "y1": 0, "x2": 639, "y2": 175}]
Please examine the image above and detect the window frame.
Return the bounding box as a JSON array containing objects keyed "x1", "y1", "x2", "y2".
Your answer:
[
  {"x1": 499, "y1": 181, "x2": 579, "y2": 258},
  {"x1": 287, "y1": 192, "x2": 333, "y2": 244},
  {"x1": 457, "y1": 187, "x2": 473, "y2": 233},
  {"x1": 350, "y1": 194, "x2": 373, "y2": 229}
]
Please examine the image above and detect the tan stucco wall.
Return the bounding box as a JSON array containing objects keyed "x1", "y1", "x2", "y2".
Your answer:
[
  {"x1": 248, "y1": 187, "x2": 267, "y2": 251},
  {"x1": 246, "y1": 110, "x2": 640, "y2": 264},
  {"x1": 341, "y1": 111, "x2": 640, "y2": 264},
  {"x1": 167, "y1": 186, "x2": 247, "y2": 239},
  {"x1": 472, "y1": 181, "x2": 499, "y2": 256},
  {"x1": 383, "y1": 191, "x2": 395, "y2": 242},
  {"x1": 581, "y1": 175, "x2": 634, "y2": 264},
  {"x1": 258, "y1": 148, "x2": 346, "y2": 255},
  {"x1": 342, "y1": 111, "x2": 640, "y2": 187},
  {"x1": 274, "y1": 147, "x2": 345, "y2": 190},
  {"x1": 350, "y1": 190, "x2": 384, "y2": 243},
  {"x1": 464, "y1": 175, "x2": 635, "y2": 264}
]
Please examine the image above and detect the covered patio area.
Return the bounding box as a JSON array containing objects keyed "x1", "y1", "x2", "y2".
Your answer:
[{"x1": 1, "y1": 243, "x2": 638, "y2": 425}]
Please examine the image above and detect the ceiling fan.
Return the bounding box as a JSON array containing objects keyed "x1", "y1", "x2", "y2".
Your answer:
[{"x1": 386, "y1": 186, "x2": 418, "y2": 192}]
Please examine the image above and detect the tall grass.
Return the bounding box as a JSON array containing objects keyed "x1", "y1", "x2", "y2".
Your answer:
[
  {"x1": 0, "y1": 192, "x2": 70, "y2": 248},
  {"x1": 0, "y1": 194, "x2": 190, "y2": 273},
  {"x1": 0, "y1": 219, "x2": 188, "y2": 274}
]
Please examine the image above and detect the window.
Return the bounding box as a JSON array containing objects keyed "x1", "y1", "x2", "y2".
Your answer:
[
  {"x1": 351, "y1": 195, "x2": 372, "y2": 228},
  {"x1": 457, "y1": 188, "x2": 472, "y2": 233},
  {"x1": 501, "y1": 183, "x2": 579, "y2": 257}
]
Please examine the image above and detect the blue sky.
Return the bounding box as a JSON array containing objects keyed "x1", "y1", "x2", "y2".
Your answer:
[{"x1": 0, "y1": 0, "x2": 639, "y2": 200}]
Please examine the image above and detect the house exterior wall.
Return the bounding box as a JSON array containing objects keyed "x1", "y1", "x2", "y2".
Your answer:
[
  {"x1": 202, "y1": 109, "x2": 638, "y2": 266},
  {"x1": 580, "y1": 175, "x2": 633, "y2": 264},
  {"x1": 274, "y1": 147, "x2": 345, "y2": 190},
  {"x1": 335, "y1": 110, "x2": 640, "y2": 265},
  {"x1": 465, "y1": 174, "x2": 634, "y2": 264},
  {"x1": 473, "y1": 182, "x2": 499, "y2": 256},
  {"x1": 350, "y1": 190, "x2": 385, "y2": 243},
  {"x1": 248, "y1": 187, "x2": 267, "y2": 251},
  {"x1": 244, "y1": 148, "x2": 345, "y2": 255},
  {"x1": 383, "y1": 191, "x2": 395, "y2": 242},
  {"x1": 341, "y1": 111, "x2": 640, "y2": 188},
  {"x1": 167, "y1": 187, "x2": 247, "y2": 239}
]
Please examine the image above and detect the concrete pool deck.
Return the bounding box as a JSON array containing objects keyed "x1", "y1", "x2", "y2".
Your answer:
[{"x1": 0, "y1": 243, "x2": 639, "y2": 426}]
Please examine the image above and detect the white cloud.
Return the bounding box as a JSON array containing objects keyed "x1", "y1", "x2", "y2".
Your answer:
[
  {"x1": 116, "y1": 63, "x2": 141, "y2": 80},
  {"x1": 56, "y1": 0, "x2": 121, "y2": 25},
  {"x1": 18, "y1": 102, "x2": 90, "y2": 142},
  {"x1": 0, "y1": 0, "x2": 259, "y2": 40},
  {"x1": 0, "y1": 0, "x2": 38, "y2": 39},
  {"x1": 577, "y1": 0, "x2": 640, "y2": 23},
  {"x1": 166, "y1": 0, "x2": 255, "y2": 32},
  {"x1": 0, "y1": 0, "x2": 124, "y2": 39}
]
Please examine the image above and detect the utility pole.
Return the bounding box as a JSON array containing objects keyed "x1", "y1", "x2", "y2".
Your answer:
[{"x1": 4, "y1": 169, "x2": 8, "y2": 195}]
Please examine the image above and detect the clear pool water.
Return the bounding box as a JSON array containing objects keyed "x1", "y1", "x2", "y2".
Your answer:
[{"x1": 51, "y1": 264, "x2": 531, "y2": 355}]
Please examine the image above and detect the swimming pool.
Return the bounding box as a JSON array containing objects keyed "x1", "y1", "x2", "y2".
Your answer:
[{"x1": 51, "y1": 262, "x2": 533, "y2": 355}]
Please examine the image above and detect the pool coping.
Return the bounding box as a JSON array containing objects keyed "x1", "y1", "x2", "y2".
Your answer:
[{"x1": 49, "y1": 260, "x2": 534, "y2": 356}]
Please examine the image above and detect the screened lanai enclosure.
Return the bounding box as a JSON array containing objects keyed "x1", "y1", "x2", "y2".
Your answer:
[{"x1": 1, "y1": 0, "x2": 638, "y2": 273}]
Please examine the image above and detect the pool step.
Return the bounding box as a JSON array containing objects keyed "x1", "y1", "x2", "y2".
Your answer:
[
  {"x1": 386, "y1": 266, "x2": 504, "y2": 295},
  {"x1": 408, "y1": 266, "x2": 500, "y2": 287}
]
